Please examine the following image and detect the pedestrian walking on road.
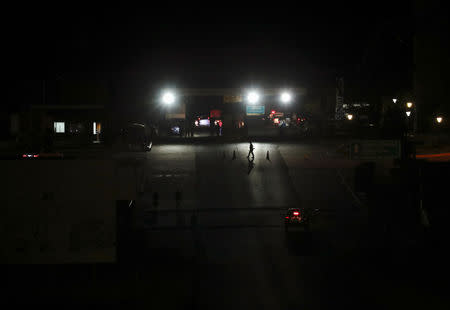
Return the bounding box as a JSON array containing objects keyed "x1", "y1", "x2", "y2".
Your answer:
[
  {"x1": 247, "y1": 141, "x2": 255, "y2": 159},
  {"x1": 247, "y1": 156, "x2": 255, "y2": 174}
]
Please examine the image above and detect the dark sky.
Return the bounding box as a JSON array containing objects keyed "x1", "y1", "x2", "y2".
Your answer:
[{"x1": 5, "y1": 2, "x2": 413, "y2": 107}]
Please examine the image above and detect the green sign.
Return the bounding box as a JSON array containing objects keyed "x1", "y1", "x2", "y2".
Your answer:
[{"x1": 246, "y1": 105, "x2": 265, "y2": 116}]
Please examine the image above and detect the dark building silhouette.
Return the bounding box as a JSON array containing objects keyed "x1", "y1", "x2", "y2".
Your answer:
[{"x1": 414, "y1": 0, "x2": 450, "y2": 132}]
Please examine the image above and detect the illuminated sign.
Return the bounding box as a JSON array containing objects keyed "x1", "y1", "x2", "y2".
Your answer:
[
  {"x1": 274, "y1": 112, "x2": 284, "y2": 117},
  {"x1": 246, "y1": 105, "x2": 265, "y2": 116},
  {"x1": 210, "y1": 109, "x2": 222, "y2": 118}
]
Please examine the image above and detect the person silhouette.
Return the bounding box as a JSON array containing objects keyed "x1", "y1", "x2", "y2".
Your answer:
[
  {"x1": 247, "y1": 156, "x2": 255, "y2": 174},
  {"x1": 247, "y1": 141, "x2": 255, "y2": 159}
]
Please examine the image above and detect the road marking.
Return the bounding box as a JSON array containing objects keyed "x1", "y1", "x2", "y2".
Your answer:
[{"x1": 336, "y1": 168, "x2": 364, "y2": 208}]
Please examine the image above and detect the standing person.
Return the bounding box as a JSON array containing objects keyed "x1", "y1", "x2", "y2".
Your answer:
[
  {"x1": 247, "y1": 141, "x2": 255, "y2": 159},
  {"x1": 186, "y1": 118, "x2": 192, "y2": 137}
]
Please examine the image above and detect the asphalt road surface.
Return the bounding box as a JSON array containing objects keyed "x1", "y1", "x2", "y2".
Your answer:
[
  {"x1": 126, "y1": 142, "x2": 447, "y2": 309},
  {"x1": 4, "y1": 142, "x2": 449, "y2": 308}
]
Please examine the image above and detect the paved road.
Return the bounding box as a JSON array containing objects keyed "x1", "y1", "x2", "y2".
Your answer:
[
  {"x1": 4, "y1": 142, "x2": 448, "y2": 308},
  {"x1": 124, "y1": 142, "x2": 446, "y2": 309}
]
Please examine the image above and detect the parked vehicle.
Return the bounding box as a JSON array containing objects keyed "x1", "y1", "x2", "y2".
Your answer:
[{"x1": 120, "y1": 123, "x2": 153, "y2": 152}]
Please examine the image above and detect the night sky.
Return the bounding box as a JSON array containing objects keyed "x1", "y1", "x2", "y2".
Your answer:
[{"x1": 5, "y1": 2, "x2": 413, "y2": 108}]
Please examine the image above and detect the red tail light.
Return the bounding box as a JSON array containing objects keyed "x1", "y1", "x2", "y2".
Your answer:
[
  {"x1": 22, "y1": 154, "x2": 27, "y2": 158},
  {"x1": 33, "y1": 154, "x2": 39, "y2": 158},
  {"x1": 285, "y1": 216, "x2": 289, "y2": 219},
  {"x1": 293, "y1": 211, "x2": 300, "y2": 216}
]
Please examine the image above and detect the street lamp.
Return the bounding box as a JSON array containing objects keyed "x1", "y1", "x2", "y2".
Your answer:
[
  {"x1": 406, "y1": 102, "x2": 413, "y2": 109},
  {"x1": 247, "y1": 91, "x2": 260, "y2": 104},
  {"x1": 346, "y1": 114, "x2": 353, "y2": 120},
  {"x1": 162, "y1": 91, "x2": 175, "y2": 105},
  {"x1": 436, "y1": 116, "x2": 443, "y2": 123},
  {"x1": 280, "y1": 91, "x2": 292, "y2": 103},
  {"x1": 406, "y1": 111, "x2": 411, "y2": 117},
  {"x1": 392, "y1": 98, "x2": 397, "y2": 104}
]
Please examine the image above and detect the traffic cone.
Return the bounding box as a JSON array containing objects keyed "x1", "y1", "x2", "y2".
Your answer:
[
  {"x1": 266, "y1": 150, "x2": 270, "y2": 160},
  {"x1": 232, "y1": 150, "x2": 236, "y2": 160}
]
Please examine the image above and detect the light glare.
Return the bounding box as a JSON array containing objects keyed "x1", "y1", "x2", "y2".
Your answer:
[
  {"x1": 280, "y1": 92, "x2": 292, "y2": 103},
  {"x1": 162, "y1": 92, "x2": 175, "y2": 104},
  {"x1": 247, "y1": 91, "x2": 259, "y2": 104}
]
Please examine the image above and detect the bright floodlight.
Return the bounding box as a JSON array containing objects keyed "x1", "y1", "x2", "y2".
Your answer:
[
  {"x1": 247, "y1": 91, "x2": 260, "y2": 104},
  {"x1": 346, "y1": 114, "x2": 353, "y2": 120},
  {"x1": 406, "y1": 111, "x2": 411, "y2": 117},
  {"x1": 406, "y1": 102, "x2": 413, "y2": 108},
  {"x1": 280, "y1": 92, "x2": 292, "y2": 103},
  {"x1": 392, "y1": 98, "x2": 397, "y2": 104},
  {"x1": 436, "y1": 116, "x2": 443, "y2": 123},
  {"x1": 162, "y1": 92, "x2": 175, "y2": 104}
]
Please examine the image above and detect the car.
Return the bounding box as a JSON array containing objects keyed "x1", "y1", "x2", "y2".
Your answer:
[
  {"x1": 21, "y1": 152, "x2": 40, "y2": 159},
  {"x1": 21, "y1": 152, "x2": 64, "y2": 159},
  {"x1": 120, "y1": 123, "x2": 153, "y2": 151},
  {"x1": 284, "y1": 208, "x2": 318, "y2": 232},
  {"x1": 195, "y1": 116, "x2": 211, "y2": 127},
  {"x1": 170, "y1": 125, "x2": 181, "y2": 135}
]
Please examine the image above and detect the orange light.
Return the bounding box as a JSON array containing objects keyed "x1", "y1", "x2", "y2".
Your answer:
[{"x1": 416, "y1": 152, "x2": 450, "y2": 158}]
